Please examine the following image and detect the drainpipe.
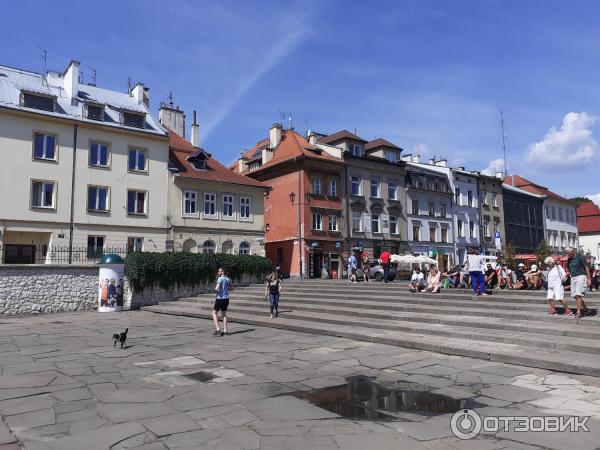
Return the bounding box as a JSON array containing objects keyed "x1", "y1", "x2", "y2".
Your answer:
[
  {"x1": 68, "y1": 124, "x2": 78, "y2": 264},
  {"x1": 344, "y1": 159, "x2": 351, "y2": 272},
  {"x1": 297, "y1": 161, "x2": 303, "y2": 280}
]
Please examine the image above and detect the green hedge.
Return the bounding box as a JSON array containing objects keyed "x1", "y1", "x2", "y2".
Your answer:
[{"x1": 125, "y1": 252, "x2": 273, "y2": 293}]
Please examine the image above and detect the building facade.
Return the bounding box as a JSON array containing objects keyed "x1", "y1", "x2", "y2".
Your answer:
[
  {"x1": 451, "y1": 169, "x2": 481, "y2": 264},
  {"x1": 317, "y1": 132, "x2": 409, "y2": 259},
  {"x1": 163, "y1": 108, "x2": 269, "y2": 256},
  {"x1": 0, "y1": 60, "x2": 169, "y2": 264},
  {"x1": 478, "y1": 173, "x2": 506, "y2": 256},
  {"x1": 502, "y1": 184, "x2": 545, "y2": 254},
  {"x1": 577, "y1": 201, "x2": 600, "y2": 260}
]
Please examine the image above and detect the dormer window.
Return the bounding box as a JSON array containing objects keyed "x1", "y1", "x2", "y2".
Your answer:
[
  {"x1": 85, "y1": 103, "x2": 104, "y2": 121},
  {"x1": 21, "y1": 92, "x2": 55, "y2": 112},
  {"x1": 249, "y1": 162, "x2": 261, "y2": 171},
  {"x1": 122, "y1": 111, "x2": 145, "y2": 128},
  {"x1": 384, "y1": 150, "x2": 397, "y2": 163},
  {"x1": 186, "y1": 150, "x2": 209, "y2": 170},
  {"x1": 351, "y1": 144, "x2": 362, "y2": 157},
  {"x1": 193, "y1": 159, "x2": 207, "y2": 170}
]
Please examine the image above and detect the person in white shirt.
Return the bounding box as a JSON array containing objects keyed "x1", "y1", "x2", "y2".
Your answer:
[
  {"x1": 544, "y1": 257, "x2": 573, "y2": 316},
  {"x1": 409, "y1": 268, "x2": 425, "y2": 292},
  {"x1": 465, "y1": 250, "x2": 487, "y2": 296}
]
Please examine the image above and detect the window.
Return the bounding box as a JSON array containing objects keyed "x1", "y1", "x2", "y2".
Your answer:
[
  {"x1": 493, "y1": 219, "x2": 499, "y2": 234},
  {"x1": 122, "y1": 112, "x2": 145, "y2": 128},
  {"x1": 413, "y1": 224, "x2": 421, "y2": 241},
  {"x1": 22, "y1": 92, "x2": 55, "y2": 111},
  {"x1": 203, "y1": 193, "x2": 217, "y2": 217},
  {"x1": 411, "y1": 199, "x2": 419, "y2": 215},
  {"x1": 202, "y1": 240, "x2": 215, "y2": 254},
  {"x1": 240, "y1": 197, "x2": 252, "y2": 220},
  {"x1": 351, "y1": 144, "x2": 362, "y2": 156},
  {"x1": 352, "y1": 211, "x2": 362, "y2": 232},
  {"x1": 457, "y1": 219, "x2": 464, "y2": 237},
  {"x1": 86, "y1": 104, "x2": 104, "y2": 121},
  {"x1": 370, "y1": 179, "x2": 380, "y2": 197},
  {"x1": 481, "y1": 190, "x2": 488, "y2": 205},
  {"x1": 183, "y1": 190, "x2": 198, "y2": 216},
  {"x1": 455, "y1": 188, "x2": 460, "y2": 206},
  {"x1": 467, "y1": 191, "x2": 473, "y2": 207},
  {"x1": 440, "y1": 180, "x2": 448, "y2": 192},
  {"x1": 127, "y1": 190, "x2": 146, "y2": 215},
  {"x1": 87, "y1": 236, "x2": 104, "y2": 258},
  {"x1": 328, "y1": 215, "x2": 338, "y2": 231},
  {"x1": 469, "y1": 220, "x2": 476, "y2": 238},
  {"x1": 312, "y1": 213, "x2": 322, "y2": 230},
  {"x1": 492, "y1": 192, "x2": 498, "y2": 207},
  {"x1": 87, "y1": 186, "x2": 109, "y2": 212},
  {"x1": 249, "y1": 162, "x2": 260, "y2": 171},
  {"x1": 90, "y1": 142, "x2": 109, "y2": 167},
  {"x1": 371, "y1": 214, "x2": 380, "y2": 233},
  {"x1": 31, "y1": 180, "x2": 55, "y2": 209},
  {"x1": 441, "y1": 228, "x2": 448, "y2": 243},
  {"x1": 128, "y1": 148, "x2": 147, "y2": 172},
  {"x1": 239, "y1": 242, "x2": 251, "y2": 255},
  {"x1": 440, "y1": 203, "x2": 447, "y2": 218},
  {"x1": 351, "y1": 176, "x2": 362, "y2": 196},
  {"x1": 428, "y1": 202, "x2": 435, "y2": 217},
  {"x1": 429, "y1": 226, "x2": 436, "y2": 242},
  {"x1": 127, "y1": 237, "x2": 144, "y2": 252},
  {"x1": 390, "y1": 215, "x2": 398, "y2": 234},
  {"x1": 384, "y1": 150, "x2": 397, "y2": 163},
  {"x1": 559, "y1": 207, "x2": 564, "y2": 221},
  {"x1": 483, "y1": 217, "x2": 490, "y2": 237},
  {"x1": 388, "y1": 182, "x2": 397, "y2": 200},
  {"x1": 311, "y1": 176, "x2": 321, "y2": 195},
  {"x1": 33, "y1": 133, "x2": 57, "y2": 161},
  {"x1": 426, "y1": 178, "x2": 434, "y2": 191},
  {"x1": 328, "y1": 179, "x2": 337, "y2": 197},
  {"x1": 223, "y1": 194, "x2": 234, "y2": 218},
  {"x1": 545, "y1": 206, "x2": 550, "y2": 218},
  {"x1": 552, "y1": 206, "x2": 556, "y2": 220}
]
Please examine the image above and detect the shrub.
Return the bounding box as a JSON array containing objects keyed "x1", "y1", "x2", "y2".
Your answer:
[{"x1": 125, "y1": 252, "x2": 272, "y2": 293}]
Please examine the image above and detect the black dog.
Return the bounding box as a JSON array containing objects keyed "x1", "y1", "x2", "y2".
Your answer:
[{"x1": 112, "y1": 327, "x2": 128, "y2": 349}]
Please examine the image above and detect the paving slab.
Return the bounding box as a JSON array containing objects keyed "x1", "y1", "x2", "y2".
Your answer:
[{"x1": 141, "y1": 413, "x2": 201, "y2": 437}]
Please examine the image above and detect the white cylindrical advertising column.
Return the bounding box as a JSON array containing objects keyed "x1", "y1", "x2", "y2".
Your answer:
[{"x1": 98, "y1": 254, "x2": 125, "y2": 312}]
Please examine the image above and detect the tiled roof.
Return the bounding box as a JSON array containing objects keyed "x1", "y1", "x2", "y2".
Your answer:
[
  {"x1": 168, "y1": 130, "x2": 268, "y2": 188},
  {"x1": 577, "y1": 201, "x2": 600, "y2": 233},
  {"x1": 503, "y1": 175, "x2": 574, "y2": 204},
  {"x1": 317, "y1": 129, "x2": 367, "y2": 145},
  {"x1": 0, "y1": 64, "x2": 164, "y2": 136},
  {"x1": 364, "y1": 138, "x2": 401, "y2": 151}
]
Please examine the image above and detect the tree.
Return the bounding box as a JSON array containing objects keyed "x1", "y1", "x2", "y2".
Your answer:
[
  {"x1": 569, "y1": 197, "x2": 589, "y2": 205},
  {"x1": 535, "y1": 240, "x2": 552, "y2": 268},
  {"x1": 502, "y1": 242, "x2": 516, "y2": 268}
]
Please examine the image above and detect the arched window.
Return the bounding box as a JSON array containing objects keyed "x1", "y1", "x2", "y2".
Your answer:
[
  {"x1": 182, "y1": 239, "x2": 197, "y2": 253},
  {"x1": 202, "y1": 240, "x2": 215, "y2": 254},
  {"x1": 239, "y1": 241, "x2": 251, "y2": 255},
  {"x1": 221, "y1": 240, "x2": 233, "y2": 255}
]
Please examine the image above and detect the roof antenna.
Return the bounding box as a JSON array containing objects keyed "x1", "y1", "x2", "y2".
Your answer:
[
  {"x1": 288, "y1": 113, "x2": 293, "y2": 130},
  {"x1": 500, "y1": 109, "x2": 508, "y2": 177},
  {"x1": 278, "y1": 109, "x2": 285, "y2": 128},
  {"x1": 127, "y1": 77, "x2": 131, "y2": 94},
  {"x1": 83, "y1": 64, "x2": 97, "y2": 86},
  {"x1": 38, "y1": 48, "x2": 47, "y2": 85},
  {"x1": 168, "y1": 90, "x2": 174, "y2": 108},
  {"x1": 354, "y1": 127, "x2": 357, "y2": 136}
]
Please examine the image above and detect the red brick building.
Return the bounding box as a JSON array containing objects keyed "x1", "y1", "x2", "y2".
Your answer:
[{"x1": 233, "y1": 124, "x2": 345, "y2": 278}]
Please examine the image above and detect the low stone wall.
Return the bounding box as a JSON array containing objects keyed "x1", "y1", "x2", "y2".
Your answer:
[{"x1": 0, "y1": 265, "x2": 264, "y2": 315}]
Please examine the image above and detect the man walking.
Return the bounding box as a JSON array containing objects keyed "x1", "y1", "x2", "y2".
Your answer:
[
  {"x1": 566, "y1": 248, "x2": 592, "y2": 318},
  {"x1": 213, "y1": 267, "x2": 233, "y2": 336},
  {"x1": 465, "y1": 249, "x2": 486, "y2": 296},
  {"x1": 347, "y1": 253, "x2": 358, "y2": 282},
  {"x1": 379, "y1": 249, "x2": 391, "y2": 283},
  {"x1": 544, "y1": 257, "x2": 572, "y2": 316}
]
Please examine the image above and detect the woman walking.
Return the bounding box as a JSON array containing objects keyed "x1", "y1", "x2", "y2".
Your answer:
[{"x1": 265, "y1": 271, "x2": 282, "y2": 319}]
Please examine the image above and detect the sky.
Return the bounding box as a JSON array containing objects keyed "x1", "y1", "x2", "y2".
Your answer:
[{"x1": 2, "y1": 0, "x2": 599, "y2": 201}]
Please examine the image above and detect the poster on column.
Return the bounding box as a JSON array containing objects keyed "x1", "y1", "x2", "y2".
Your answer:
[{"x1": 98, "y1": 267, "x2": 124, "y2": 312}]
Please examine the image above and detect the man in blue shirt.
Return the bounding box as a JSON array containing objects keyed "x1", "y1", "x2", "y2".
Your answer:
[
  {"x1": 213, "y1": 267, "x2": 233, "y2": 336},
  {"x1": 348, "y1": 254, "x2": 358, "y2": 282}
]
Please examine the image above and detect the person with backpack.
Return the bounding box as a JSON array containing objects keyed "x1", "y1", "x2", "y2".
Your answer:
[
  {"x1": 265, "y1": 271, "x2": 282, "y2": 319},
  {"x1": 212, "y1": 267, "x2": 233, "y2": 336},
  {"x1": 544, "y1": 257, "x2": 573, "y2": 316},
  {"x1": 348, "y1": 253, "x2": 358, "y2": 282}
]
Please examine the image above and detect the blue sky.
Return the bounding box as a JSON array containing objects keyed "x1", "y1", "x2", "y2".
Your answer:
[{"x1": 2, "y1": 0, "x2": 599, "y2": 200}]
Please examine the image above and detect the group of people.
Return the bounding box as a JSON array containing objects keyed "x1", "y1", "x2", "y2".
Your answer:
[{"x1": 347, "y1": 249, "x2": 394, "y2": 283}]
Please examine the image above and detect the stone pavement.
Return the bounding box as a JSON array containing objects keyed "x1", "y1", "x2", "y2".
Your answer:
[{"x1": 0, "y1": 311, "x2": 599, "y2": 450}]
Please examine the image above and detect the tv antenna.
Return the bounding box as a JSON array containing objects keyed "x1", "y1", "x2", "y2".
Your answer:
[
  {"x1": 38, "y1": 47, "x2": 47, "y2": 85},
  {"x1": 84, "y1": 64, "x2": 97, "y2": 86},
  {"x1": 500, "y1": 110, "x2": 508, "y2": 176}
]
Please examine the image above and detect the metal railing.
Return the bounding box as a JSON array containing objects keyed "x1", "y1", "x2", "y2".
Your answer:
[{"x1": 0, "y1": 244, "x2": 129, "y2": 265}]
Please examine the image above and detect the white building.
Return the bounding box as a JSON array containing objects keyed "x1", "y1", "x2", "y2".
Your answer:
[
  {"x1": 0, "y1": 60, "x2": 170, "y2": 263},
  {"x1": 577, "y1": 201, "x2": 600, "y2": 260}
]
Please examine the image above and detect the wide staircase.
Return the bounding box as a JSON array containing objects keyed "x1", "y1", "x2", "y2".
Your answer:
[{"x1": 144, "y1": 280, "x2": 600, "y2": 376}]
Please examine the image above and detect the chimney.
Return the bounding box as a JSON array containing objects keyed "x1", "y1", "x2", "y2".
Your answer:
[
  {"x1": 458, "y1": 166, "x2": 465, "y2": 171},
  {"x1": 428, "y1": 158, "x2": 435, "y2": 165},
  {"x1": 512, "y1": 175, "x2": 515, "y2": 186},
  {"x1": 495, "y1": 171, "x2": 503, "y2": 179},
  {"x1": 435, "y1": 159, "x2": 447, "y2": 167},
  {"x1": 131, "y1": 82, "x2": 150, "y2": 107},
  {"x1": 238, "y1": 154, "x2": 248, "y2": 173},
  {"x1": 308, "y1": 130, "x2": 318, "y2": 145},
  {"x1": 261, "y1": 147, "x2": 273, "y2": 165},
  {"x1": 159, "y1": 103, "x2": 185, "y2": 137},
  {"x1": 63, "y1": 60, "x2": 80, "y2": 106},
  {"x1": 400, "y1": 153, "x2": 412, "y2": 162},
  {"x1": 190, "y1": 110, "x2": 200, "y2": 147},
  {"x1": 269, "y1": 123, "x2": 282, "y2": 148}
]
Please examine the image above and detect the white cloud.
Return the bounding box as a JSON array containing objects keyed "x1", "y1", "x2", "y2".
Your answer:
[
  {"x1": 481, "y1": 158, "x2": 505, "y2": 176},
  {"x1": 586, "y1": 194, "x2": 600, "y2": 206},
  {"x1": 525, "y1": 112, "x2": 597, "y2": 169}
]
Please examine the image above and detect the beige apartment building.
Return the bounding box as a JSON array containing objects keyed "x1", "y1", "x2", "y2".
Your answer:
[
  {"x1": 161, "y1": 107, "x2": 269, "y2": 256},
  {"x1": 478, "y1": 173, "x2": 506, "y2": 256},
  {"x1": 0, "y1": 60, "x2": 170, "y2": 263}
]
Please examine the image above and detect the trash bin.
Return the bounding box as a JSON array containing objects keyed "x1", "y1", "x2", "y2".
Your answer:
[{"x1": 98, "y1": 254, "x2": 125, "y2": 312}]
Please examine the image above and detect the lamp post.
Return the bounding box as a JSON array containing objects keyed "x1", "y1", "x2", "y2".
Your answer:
[{"x1": 290, "y1": 191, "x2": 311, "y2": 280}]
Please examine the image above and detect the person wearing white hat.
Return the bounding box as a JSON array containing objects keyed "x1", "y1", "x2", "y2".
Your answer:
[
  {"x1": 544, "y1": 257, "x2": 573, "y2": 316},
  {"x1": 514, "y1": 263, "x2": 528, "y2": 290}
]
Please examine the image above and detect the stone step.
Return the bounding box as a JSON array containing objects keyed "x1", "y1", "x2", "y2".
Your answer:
[{"x1": 144, "y1": 303, "x2": 600, "y2": 376}]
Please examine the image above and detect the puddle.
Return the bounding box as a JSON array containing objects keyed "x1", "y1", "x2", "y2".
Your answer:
[
  {"x1": 287, "y1": 375, "x2": 476, "y2": 420},
  {"x1": 182, "y1": 371, "x2": 217, "y2": 382}
]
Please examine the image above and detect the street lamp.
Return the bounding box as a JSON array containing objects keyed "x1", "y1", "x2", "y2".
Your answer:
[{"x1": 290, "y1": 191, "x2": 304, "y2": 280}]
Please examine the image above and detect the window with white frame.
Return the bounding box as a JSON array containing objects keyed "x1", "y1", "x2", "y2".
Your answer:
[
  {"x1": 223, "y1": 194, "x2": 235, "y2": 218},
  {"x1": 33, "y1": 133, "x2": 57, "y2": 161},
  {"x1": 240, "y1": 197, "x2": 252, "y2": 220},
  {"x1": 90, "y1": 141, "x2": 109, "y2": 167},
  {"x1": 370, "y1": 179, "x2": 380, "y2": 197},
  {"x1": 351, "y1": 144, "x2": 362, "y2": 156},
  {"x1": 467, "y1": 191, "x2": 473, "y2": 207},
  {"x1": 429, "y1": 226, "x2": 437, "y2": 242},
  {"x1": 388, "y1": 181, "x2": 397, "y2": 200},
  {"x1": 22, "y1": 92, "x2": 55, "y2": 111},
  {"x1": 183, "y1": 190, "x2": 198, "y2": 216},
  {"x1": 371, "y1": 214, "x2": 380, "y2": 233},
  {"x1": 204, "y1": 193, "x2": 217, "y2": 217},
  {"x1": 455, "y1": 188, "x2": 461, "y2": 206},
  {"x1": 352, "y1": 211, "x2": 362, "y2": 232},
  {"x1": 311, "y1": 176, "x2": 321, "y2": 195},
  {"x1": 492, "y1": 192, "x2": 498, "y2": 207},
  {"x1": 87, "y1": 236, "x2": 104, "y2": 256},
  {"x1": 351, "y1": 176, "x2": 362, "y2": 196},
  {"x1": 127, "y1": 190, "x2": 147, "y2": 215},
  {"x1": 483, "y1": 217, "x2": 490, "y2": 237},
  {"x1": 441, "y1": 228, "x2": 448, "y2": 243},
  {"x1": 239, "y1": 241, "x2": 250, "y2": 254},
  {"x1": 384, "y1": 150, "x2": 397, "y2": 163},
  {"x1": 31, "y1": 180, "x2": 56, "y2": 209},
  {"x1": 457, "y1": 219, "x2": 464, "y2": 237},
  {"x1": 128, "y1": 148, "x2": 147, "y2": 172},
  {"x1": 328, "y1": 215, "x2": 338, "y2": 231},
  {"x1": 312, "y1": 213, "x2": 322, "y2": 230},
  {"x1": 481, "y1": 190, "x2": 488, "y2": 205},
  {"x1": 390, "y1": 215, "x2": 398, "y2": 234},
  {"x1": 469, "y1": 219, "x2": 476, "y2": 238},
  {"x1": 411, "y1": 199, "x2": 419, "y2": 215},
  {"x1": 412, "y1": 223, "x2": 421, "y2": 241},
  {"x1": 87, "y1": 185, "x2": 109, "y2": 212},
  {"x1": 202, "y1": 240, "x2": 215, "y2": 254},
  {"x1": 428, "y1": 202, "x2": 435, "y2": 217},
  {"x1": 493, "y1": 218, "x2": 499, "y2": 234},
  {"x1": 127, "y1": 237, "x2": 144, "y2": 252},
  {"x1": 328, "y1": 179, "x2": 337, "y2": 197},
  {"x1": 440, "y1": 203, "x2": 447, "y2": 218}
]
